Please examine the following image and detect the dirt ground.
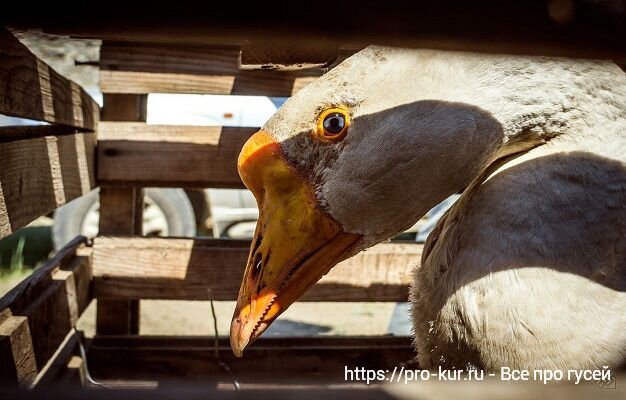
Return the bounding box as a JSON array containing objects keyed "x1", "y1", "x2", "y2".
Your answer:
[{"x1": 77, "y1": 300, "x2": 410, "y2": 337}]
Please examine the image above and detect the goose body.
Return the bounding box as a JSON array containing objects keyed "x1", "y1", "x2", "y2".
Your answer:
[
  {"x1": 230, "y1": 47, "x2": 626, "y2": 372},
  {"x1": 412, "y1": 134, "x2": 626, "y2": 371}
]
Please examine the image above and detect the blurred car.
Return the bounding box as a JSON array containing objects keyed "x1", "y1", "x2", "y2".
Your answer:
[
  {"x1": 52, "y1": 187, "x2": 259, "y2": 249},
  {"x1": 54, "y1": 94, "x2": 275, "y2": 248}
]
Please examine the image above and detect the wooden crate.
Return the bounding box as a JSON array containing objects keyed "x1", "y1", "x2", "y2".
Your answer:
[
  {"x1": 2, "y1": 10, "x2": 622, "y2": 395},
  {"x1": 0, "y1": 27, "x2": 419, "y2": 391},
  {"x1": 92, "y1": 36, "x2": 419, "y2": 389}
]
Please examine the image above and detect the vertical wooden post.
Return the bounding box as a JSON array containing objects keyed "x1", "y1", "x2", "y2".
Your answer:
[
  {"x1": 96, "y1": 93, "x2": 147, "y2": 335},
  {"x1": 101, "y1": 94, "x2": 148, "y2": 122}
]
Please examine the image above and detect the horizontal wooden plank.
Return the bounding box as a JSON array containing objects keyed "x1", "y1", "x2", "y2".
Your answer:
[
  {"x1": 0, "y1": 237, "x2": 92, "y2": 386},
  {"x1": 240, "y1": 41, "x2": 340, "y2": 70},
  {"x1": 92, "y1": 237, "x2": 421, "y2": 302},
  {"x1": 87, "y1": 335, "x2": 414, "y2": 386},
  {"x1": 0, "y1": 29, "x2": 99, "y2": 130},
  {"x1": 101, "y1": 41, "x2": 355, "y2": 73},
  {"x1": 0, "y1": 132, "x2": 96, "y2": 240},
  {"x1": 0, "y1": 125, "x2": 80, "y2": 143},
  {"x1": 100, "y1": 70, "x2": 318, "y2": 96},
  {"x1": 97, "y1": 123, "x2": 253, "y2": 187},
  {"x1": 4, "y1": 387, "x2": 397, "y2": 400},
  {"x1": 34, "y1": 1, "x2": 626, "y2": 60},
  {"x1": 99, "y1": 41, "x2": 326, "y2": 95},
  {"x1": 100, "y1": 42, "x2": 242, "y2": 75}
]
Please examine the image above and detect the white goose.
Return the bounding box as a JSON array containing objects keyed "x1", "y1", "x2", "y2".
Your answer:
[{"x1": 230, "y1": 46, "x2": 626, "y2": 372}]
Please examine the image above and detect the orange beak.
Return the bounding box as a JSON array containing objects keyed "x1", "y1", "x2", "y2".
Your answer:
[{"x1": 229, "y1": 130, "x2": 361, "y2": 357}]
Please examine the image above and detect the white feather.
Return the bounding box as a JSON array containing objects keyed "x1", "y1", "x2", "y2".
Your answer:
[{"x1": 263, "y1": 46, "x2": 626, "y2": 371}]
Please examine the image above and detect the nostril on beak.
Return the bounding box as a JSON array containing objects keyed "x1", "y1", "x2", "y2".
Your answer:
[{"x1": 251, "y1": 251, "x2": 263, "y2": 281}]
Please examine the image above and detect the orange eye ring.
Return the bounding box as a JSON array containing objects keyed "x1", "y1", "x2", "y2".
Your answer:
[{"x1": 316, "y1": 107, "x2": 350, "y2": 141}]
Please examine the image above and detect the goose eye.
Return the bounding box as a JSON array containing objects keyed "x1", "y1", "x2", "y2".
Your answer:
[
  {"x1": 317, "y1": 107, "x2": 350, "y2": 141},
  {"x1": 323, "y1": 113, "x2": 345, "y2": 135}
]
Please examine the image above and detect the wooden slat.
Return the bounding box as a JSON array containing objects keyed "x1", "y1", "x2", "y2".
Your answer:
[
  {"x1": 0, "y1": 316, "x2": 35, "y2": 386},
  {"x1": 0, "y1": 132, "x2": 96, "y2": 240},
  {"x1": 93, "y1": 237, "x2": 421, "y2": 302},
  {"x1": 99, "y1": 41, "x2": 323, "y2": 95},
  {"x1": 0, "y1": 29, "x2": 99, "y2": 130},
  {"x1": 0, "y1": 125, "x2": 80, "y2": 143},
  {"x1": 96, "y1": 297, "x2": 139, "y2": 335},
  {"x1": 100, "y1": 41, "x2": 355, "y2": 73},
  {"x1": 100, "y1": 42, "x2": 242, "y2": 75},
  {"x1": 101, "y1": 94, "x2": 147, "y2": 121},
  {"x1": 98, "y1": 187, "x2": 145, "y2": 235},
  {"x1": 97, "y1": 123, "x2": 255, "y2": 188},
  {"x1": 100, "y1": 70, "x2": 318, "y2": 96},
  {"x1": 240, "y1": 41, "x2": 339, "y2": 70},
  {"x1": 87, "y1": 335, "x2": 414, "y2": 386},
  {"x1": 95, "y1": 94, "x2": 147, "y2": 335},
  {"x1": 31, "y1": 332, "x2": 80, "y2": 387},
  {"x1": 36, "y1": 1, "x2": 626, "y2": 60},
  {"x1": 96, "y1": 187, "x2": 144, "y2": 335},
  {"x1": 0, "y1": 237, "x2": 92, "y2": 386}
]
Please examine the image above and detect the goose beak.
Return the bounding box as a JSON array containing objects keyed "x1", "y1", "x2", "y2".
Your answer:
[{"x1": 230, "y1": 130, "x2": 361, "y2": 357}]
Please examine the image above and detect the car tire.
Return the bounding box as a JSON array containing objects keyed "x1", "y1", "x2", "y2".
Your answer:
[{"x1": 53, "y1": 188, "x2": 196, "y2": 251}]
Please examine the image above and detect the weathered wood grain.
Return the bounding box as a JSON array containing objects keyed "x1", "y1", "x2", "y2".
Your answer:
[
  {"x1": 0, "y1": 132, "x2": 96, "y2": 240},
  {"x1": 240, "y1": 41, "x2": 340, "y2": 70},
  {"x1": 98, "y1": 187, "x2": 145, "y2": 236},
  {"x1": 0, "y1": 125, "x2": 79, "y2": 143},
  {"x1": 100, "y1": 42, "x2": 242, "y2": 75},
  {"x1": 99, "y1": 41, "x2": 325, "y2": 95},
  {"x1": 0, "y1": 316, "x2": 35, "y2": 386},
  {"x1": 31, "y1": 332, "x2": 81, "y2": 387},
  {"x1": 0, "y1": 237, "x2": 92, "y2": 386},
  {"x1": 97, "y1": 123, "x2": 255, "y2": 188},
  {"x1": 101, "y1": 94, "x2": 147, "y2": 122},
  {"x1": 99, "y1": 70, "x2": 318, "y2": 96},
  {"x1": 93, "y1": 237, "x2": 421, "y2": 302},
  {"x1": 87, "y1": 335, "x2": 414, "y2": 385},
  {"x1": 95, "y1": 94, "x2": 147, "y2": 335},
  {"x1": 101, "y1": 41, "x2": 356, "y2": 72},
  {"x1": 96, "y1": 187, "x2": 144, "y2": 335},
  {"x1": 0, "y1": 29, "x2": 99, "y2": 130}
]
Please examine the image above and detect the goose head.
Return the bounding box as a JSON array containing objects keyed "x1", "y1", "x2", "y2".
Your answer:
[{"x1": 230, "y1": 46, "x2": 506, "y2": 356}]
